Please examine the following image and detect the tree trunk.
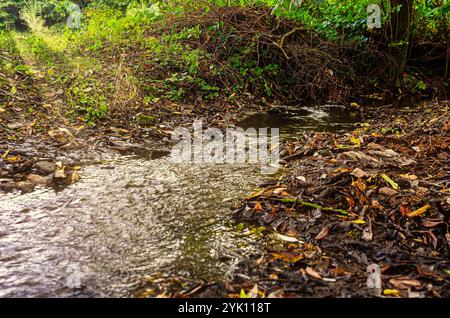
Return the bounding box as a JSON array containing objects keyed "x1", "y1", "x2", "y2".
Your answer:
[{"x1": 388, "y1": 0, "x2": 414, "y2": 87}]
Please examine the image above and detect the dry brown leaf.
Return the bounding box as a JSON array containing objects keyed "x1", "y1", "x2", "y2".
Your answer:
[
  {"x1": 371, "y1": 199, "x2": 385, "y2": 211},
  {"x1": 389, "y1": 277, "x2": 422, "y2": 289},
  {"x1": 315, "y1": 226, "x2": 329, "y2": 240},
  {"x1": 271, "y1": 251, "x2": 303, "y2": 263},
  {"x1": 273, "y1": 187, "x2": 287, "y2": 194},
  {"x1": 350, "y1": 168, "x2": 369, "y2": 178},
  {"x1": 305, "y1": 267, "x2": 322, "y2": 280}
]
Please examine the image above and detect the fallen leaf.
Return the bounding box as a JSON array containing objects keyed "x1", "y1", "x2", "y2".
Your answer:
[
  {"x1": 305, "y1": 267, "x2": 322, "y2": 280},
  {"x1": 389, "y1": 277, "x2": 421, "y2": 289},
  {"x1": 371, "y1": 200, "x2": 385, "y2": 211},
  {"x1": 273, "y1": 187, "x2": 287, "y2": 194},
  {"x1": 70, "y1": 170, "x2": 80, "y2": 184},
  {"x1": 400, "y1": 203, "x2": 412, "y2": 216},
  {"x1": 399, "y1": 174, "x2": 418, "y2": 181},
  {"x1": 5, "y1": 155, "x2": 21, "y2": 163},
  {"x1": 271, "y1": 251, "x2": 303, "y2": 263},
  {"x1": 267, "y1": 290, "x2": 284, "y2": 298},
  {"x1": 362, "y1": 223, "x2": 373, "y2": 241},
  {"x1": 350, "y1": 136, "x2": 362, "y2": 147},
  {"x1": 383, "y1": 289, "x2": 401, "y2": 297},
  {"x1": 380, "y1": 174, "x2": 399, "y2": 190},
  {"x1": 248, "y1": 284, "x2": 258, "y2": 298},
  {"x1": 379, "y1": 187, "x2": 398, "y2": 197},
  {"x1": 352, "y1": 178, "x2": 367, "y2": 192},
  {"x1": 422, "y1": 219, "x2": 443, "y2": 228},
  {"x1": 54, "y1": 162, "x2": 66, "y2": 179},
  {"x1": 240, "y1": 289, "x2": 249, "y2": 298},
  {"x1": 315, "y1": 226, "x2": 329, "y2": 240},
  {"x1": 351, "y1": 168, "x2": 369, "y2": 178},
  {"x1": 245, "y1": 189, "x2": 264, "y2": 200},
  {"x1": 274, "y1": 233, "x2": 303, "y2": 243},
  {"x1": 407, "y1": 205, "x2": 431, "y2": 218}
]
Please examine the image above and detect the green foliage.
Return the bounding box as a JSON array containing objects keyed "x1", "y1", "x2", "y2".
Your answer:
[
  {"x1": 0, "y1": 31, "x2": 34, "y2": 108},
  {"x1": 1, "y1": 0, "x2": 447, "y2": 122},
  {"x1": 68, "y1": 79, "x2": 109, "y2": 124}
]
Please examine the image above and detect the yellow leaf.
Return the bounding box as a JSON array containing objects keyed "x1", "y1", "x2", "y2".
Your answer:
[
  {"x1": 274, "y1": 233, "x2": 303, "y2": 243},
  {"x1": 383, "y1": 289, "x2": 401, "y2": 297},
  {"x1": 407, "y1": 204, "x2": 431, "y2": 218},
  {"x1": 240, "y1": 289, "x2": 250, "y2": 298},
  {"x1": 380, "y1": 174, "x2": 399, "y2": 190},
  {"x1": 350, "y1": 136, "x2": 361, "y2": 147},
  {"x1": 6, "y1": 155, "x2": 20, "y2": 162},
  {"x1": 245, "y1": 189, "x2": 264, "y2": 200},
  {"x1": 70, "y1": 170, "x2": 80, "y2": 184},
  {"x1": 399, "y1": 174, "x2": 418, "y2": 180},
  {"x1": 351, "y1": 219, "x2": 366, "y2": 225}
]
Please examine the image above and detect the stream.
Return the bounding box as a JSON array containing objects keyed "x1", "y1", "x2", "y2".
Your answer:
[{"x1": 0, "y1": 105, "x2": 360, "y2": 297}]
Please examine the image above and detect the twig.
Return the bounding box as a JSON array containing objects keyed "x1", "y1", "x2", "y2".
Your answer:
[{"x1": 271, "y1": 197, "x2": 349, "y2": 216}]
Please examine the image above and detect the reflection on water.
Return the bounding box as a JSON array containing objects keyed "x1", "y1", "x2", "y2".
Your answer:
[
  {"x1": 239, "y1": 105, "x2": 361, "y2": 137},
  {"x1": 0, "y1": 157, "x2": 265, "y2": 297}
]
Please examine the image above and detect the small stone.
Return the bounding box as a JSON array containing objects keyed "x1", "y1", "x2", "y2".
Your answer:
[
  {"x1": 27, "y1": 174, "x2": 48, "y2": 185},
  {"x1": 35, "y1": 161, "x2": 56, "y2": 175},
  {"x1": 18, "y1": 181, "x2": 34, "y2": 193}
]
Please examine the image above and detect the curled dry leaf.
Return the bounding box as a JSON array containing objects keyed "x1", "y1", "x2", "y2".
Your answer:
[
  {"x1": 271, "y1": 251, "x2": 304, "y2": 263},
  {"x1": 273, "y1": 233, "x2": 303, "y2": 243},
  {"x1": 305, "y1": 267, "x2": 322, "y2": 280},
  {"x1": 315, "y1": 226, "x2": 329, "y2": 240},
  {"x1": 54, "y1": 165, "x2": 66, "y2": 179},
  {"x1": 389, "y1": 277, "x2": 422, "y2": 290}
]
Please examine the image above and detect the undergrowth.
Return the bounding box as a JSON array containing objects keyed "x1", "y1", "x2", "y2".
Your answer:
[{"x1": 1, "y1": 0, "x2": 448, "y2": 125}]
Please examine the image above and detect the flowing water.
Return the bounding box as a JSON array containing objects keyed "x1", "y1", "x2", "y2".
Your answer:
[{"x1": 0, "y1": 105, "x2": 360, "y2": 297}]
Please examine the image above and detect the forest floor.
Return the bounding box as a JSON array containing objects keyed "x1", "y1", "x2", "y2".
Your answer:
[{"x1": 226, "y1": 99, "x2": 450, "y2": 298}]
